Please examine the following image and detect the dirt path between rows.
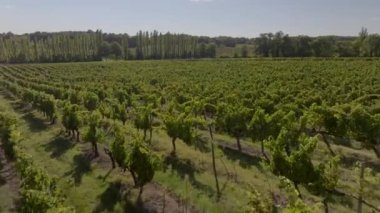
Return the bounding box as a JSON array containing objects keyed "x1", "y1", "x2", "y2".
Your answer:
[
  {"x1": 139, "y1": 182, "x2": 198, "y2": 213},
  {"x1": 0, "y1": 145, "x2": 20, "y2": 212},
  {"x1": 88, "y1": 144, "x2": 198, "y2": 213},
  {"x1": 0, "y1": 92, "x2": 198, "y2": 213}
]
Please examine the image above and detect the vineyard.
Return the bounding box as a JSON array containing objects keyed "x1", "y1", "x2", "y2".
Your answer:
[{"x1": 0, "y1": 59, "x2": 379, "y2": 212}]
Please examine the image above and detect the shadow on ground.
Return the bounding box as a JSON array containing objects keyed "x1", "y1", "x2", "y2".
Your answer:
[
  {"x1": 191, "y1": 135, "x2": 211, "y2": 153},
  {"x1": 64, "y1": 153, "x2": 92, "y2": 185},
  {"x1": 0, "y1": 176, "x2": 5, "y2": 186},
  {"x1": 43, "y1": 136, "x2": 75, "y2": 158},
  {"x1": 93, "y1": 181, "x2": 153, "y2": 213},
  {"x1": 93, "y1": 181, "x2": 127, "y2": 213},
  {"x1": 123, "y1": 194, "x2": 149, "y2": 213},
  {"x1": 340, "y1": 154, "x2": 380, "y2": 173},
  {"x1": 163, "y1": 154, "x2": 215, "y2": 196},
  {"x1": 22, "y1": 112, "x2": 49, "y2": 132},
  {"x1": 219, "y1": 146, "x2": 263, "y2": 170}
]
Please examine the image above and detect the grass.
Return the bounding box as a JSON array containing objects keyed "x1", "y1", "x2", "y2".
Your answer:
[
  {"x1": 150, "y1": 131, "x2": 286, "y2": 212},
  {"x1": 0, "y1": 94, "x2": 129, "y2": 212},
  {"x1": 0, "y1": 90, "x2": 279, "y2": 212},
  {"x1": 0, "y1": 90, "x2": 379, "y2": 212},
  {"x1": 0, "y1": 97, "x2": 19, "y2": 212}
]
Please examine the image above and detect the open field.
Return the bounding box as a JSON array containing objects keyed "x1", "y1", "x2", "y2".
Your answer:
[{"x1": 0, "y1": 59, "x2": 379, "y2": 212}]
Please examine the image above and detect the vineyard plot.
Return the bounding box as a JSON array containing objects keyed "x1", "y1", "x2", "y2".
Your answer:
[{"x1": 0, "y1": 59, "x2": 379, "y2": 212}]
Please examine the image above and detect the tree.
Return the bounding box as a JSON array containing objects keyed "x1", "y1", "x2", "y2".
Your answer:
[
  {"x1": 248, "y1": 108, "x2": 271, "y2": 161},
  {"x1": 206, "y1": 44, "x2": 216, "y2": 58},
  {"x1": 35, "y1": 95, "x2": 57, "y2": 124},
  {"x1": 271, "y1": 31, "x2": 284, "y2": 57},
  {"x1": 84, "y1": 111, "x2": 102, "y2": 157},
  {"x1": 216, "y1": 103, "x2": 251, "y2": 152},
  {"x1": 44, "y1": 96, "x2": 57, "y2": 124},
  {"x1": 98, "y1": 41, "x2": 111, "y2": 59},
  {"x1": 296, "y1": 36, "x2": 313, "y2": 57},
  {"x1": 84, "y1": 92, "x2": 99, "y2": 111},
  {"x1": 268, "y1": 116, "x2": 341, "y2": 212},
  {"x1": 121, "y1": 35, "x2": 129, "y2": 60},
  {"x1": 308, "y1": 156, "x2": 340, "y2": 213},
  {"x1": 311, "y1": 37, "x2": 336, "y2": 57},
  {"x1": 197, "y1": 43, "x2": 207, "y2": 58},
  {"x1": 62, "y1": 104, "x2": 81, "y2": 141},
  {"x1": 268, "y1": 128, "x2": 319, "y2": 197},
  {"x1": 361, "y1": 34, "x2": 380, "y2": 57},
  {"x1": 349, "y1": 106, "x2": 380, "y2": 158},
  {"x1": 282, "y1": 35, "x2": 296, "y2": 57},
  {"x1": 110, "y1": 127, "x2": 158, "y2": 191},
  {"x1": 125, "y1": 136, "x2": 158, "y2": 191},
  {"x1": 356, "y1": 27, "x2": 369, "y2": 56},
  {"x1": 113, "y1": 103, "x2": 129, "y2": 125},
  {"x1": 337, "y1": 41, "x2": 356, "y2": 57},
  {"x1": 0, "y1": 112, "x2": 19, "y2": 159},
  {"x1": 111, "y1": 126, "x2": 127, "y2": 169},
  {"x1": 110, "y1": 41, "x2": 123, "y2": 59},
  {"x1": 163, "y1": 113, "x2": 195, "y2": 154},
  {"x1": 255, "y1": 33, "x2": 272, "y2": 57},
  {"x1": 304, "y1": 104, "x2": 349, "y2": 156},
  {"x1": 69, "y1": 91, "x2": 83, "y2": 105},
  {"x1": 133, "y1": 104, "x2": 156, "y2": 143},
  {"x1": 241, "y1": 45, "x2": 249, "y2": 58}
]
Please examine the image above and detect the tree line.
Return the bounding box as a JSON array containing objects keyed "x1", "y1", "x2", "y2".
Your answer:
[
  {"x1": 253, "y1": 28, "x2": 380, "y2": 57},
  {"x1": 0, "y1": 31, "x2": 103, "y2": 63},
  {"x1": 1, "y1": 28, "x2": 380, "y2": 63},
  {"x1": 0, "y1": 30, "x2": 216, "y2": 63},
  {"x1": 136, "y1": 30, "x2": 219, "y2": 59}
]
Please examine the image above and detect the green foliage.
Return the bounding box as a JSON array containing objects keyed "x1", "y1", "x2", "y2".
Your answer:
[
  {"x1": 304, "y1": 104, "x2": 348, "y2": 136},
  {"x1": 248, "y1": 108, "x2": 271, "y2": 142},
  {"x1": 311, "y1": 36, "x2": 336, "y2": 57},
  {"x1": 62, "y1": 104, "x2": 81, "y2": 132},
  {"x1": 0, "y1": 108, "x2": 70, "y2": 213},
  {"x1": 353, "y1": 162, "x2": 380, "y2": 201},
  {"x1": 84, "y1": 111, "x2": 102, "y2": 156},
  {"x1": 133, "y1": 104, "x2": 155, "y2": 140},
  {"x1": 1, "y1": 59, "x2": 380, "y2": 212},
  {"x1": 244, "y1": 188, "x2": 273, "y2": 213},
  {"x1": 84, "y1": 92, "x2": 99, "y2": 111},
  {"x1": 269, "y1": 128, "x2": 318, "y2": 185},
  {"x1": 20, "y1": 190, "x2": 62, "y2": 213},
  {"x1": 98, "y1": 102, "x2": 112, "y2": 118},
  {"x1": 110, "y1": 126, "x2": 158, "y2": 187},
  {"x1": 2, "y1": 29, "x2": 380, "y2": 63},
  {"x1": 69, "y1": 91, "x2": 83, "y2": 105},
  {"x1": 216, "y1": 103, "x2": 251, "y2": 150},
  {"x1": 17, "y1": 154, "x2": 57, "y2": 192},
  {"x1": 111, "y1": 125, "x2": 128, "y2": 168},
  {"x1": 349, "y1": 105, "x2": 380, "y2": 152},
  {"x1": 125, "y1": 136, "x2": 158, "y2": 187},
  {"x1": 310, "y1": 156, "x2": 340, "y2": 195},
  {"x1": 279, "y1": 177, "x2": 323, "y2": 213},
  {"x1": 23, "y1": 89, "x2": 35, "y2": 103},
  {"x1": 0, "y1": 112, "x2": 19, "y2": 159},
  {"x1": 20, "y1": 90, "x2": 57, "y2": 123},
  {"x1": 164, "y1": 112, "x2": 196, "y2": 150},
  {"x1": 113, "y1": 102, "x2": 129, "y2": 124}
]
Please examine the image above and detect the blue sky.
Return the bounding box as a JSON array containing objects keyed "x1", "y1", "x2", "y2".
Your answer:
[{"x1": 1, "y1": 0, "x2": 379, "y2": 37}]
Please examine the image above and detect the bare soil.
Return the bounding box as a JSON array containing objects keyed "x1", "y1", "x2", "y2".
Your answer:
[{"x1": 0, "y1": 145, "x2": 20, "y2": 212}]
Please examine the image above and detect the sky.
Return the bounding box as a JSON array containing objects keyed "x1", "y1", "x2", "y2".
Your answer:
[{"x1": 1, "y1": 0, "x2": 380, "y2": 37}]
